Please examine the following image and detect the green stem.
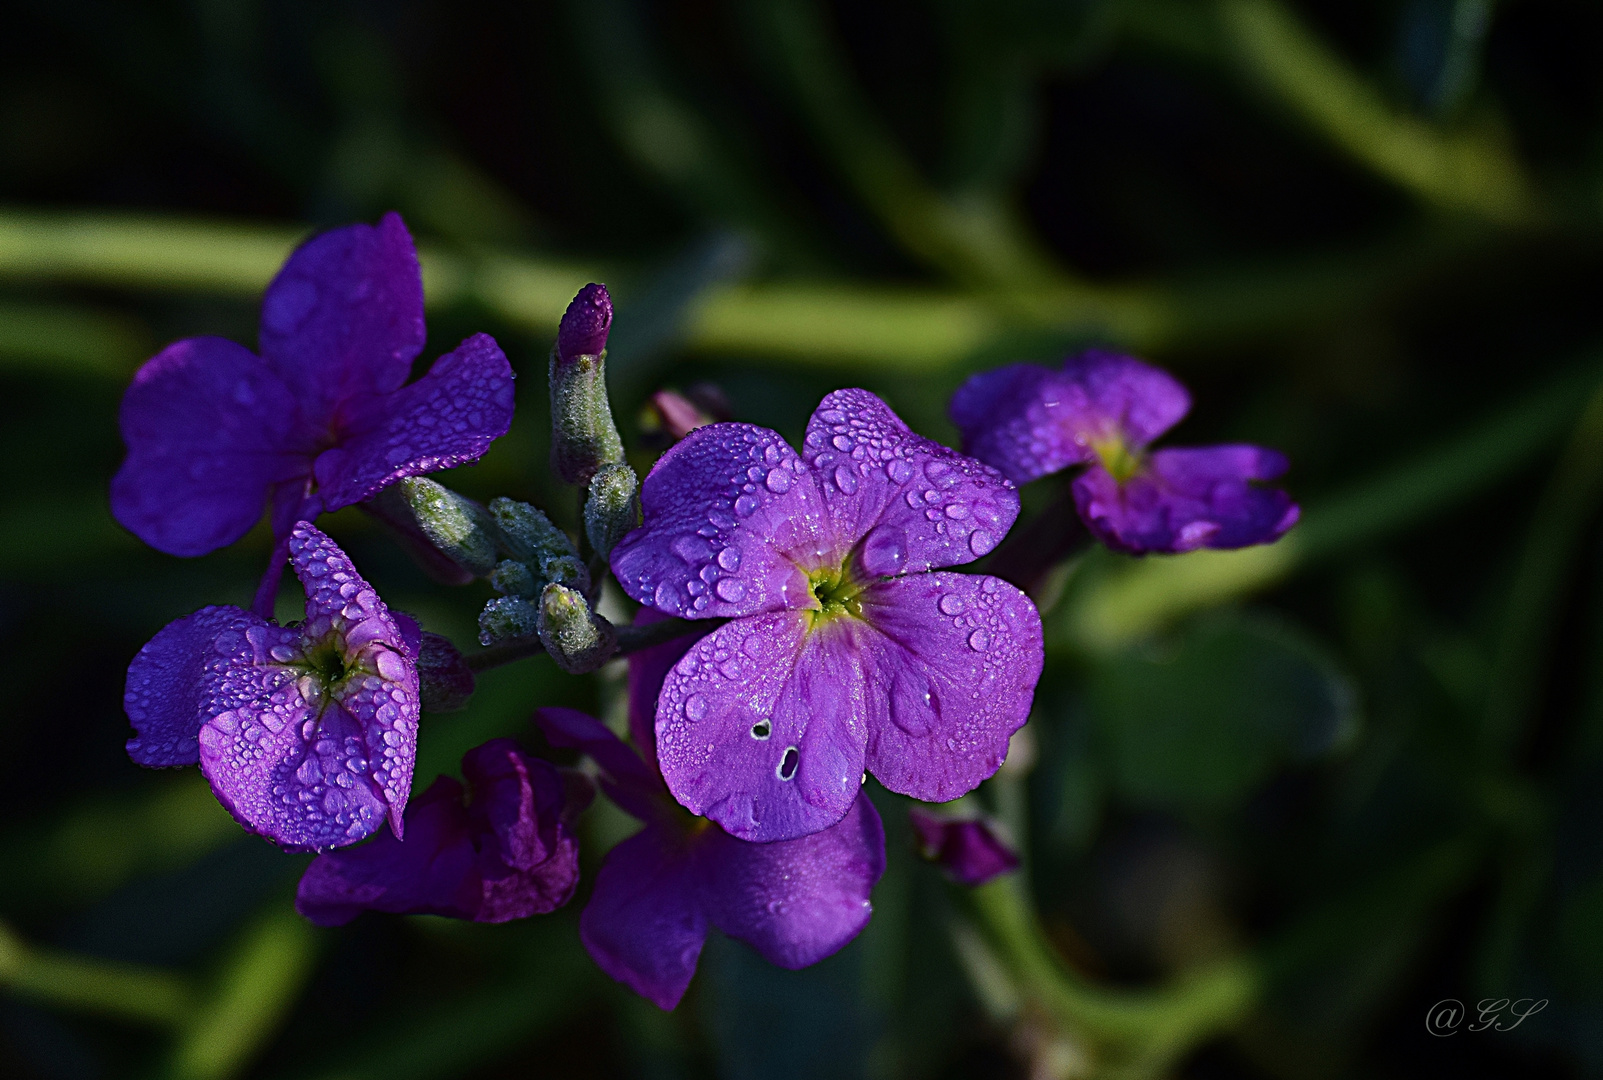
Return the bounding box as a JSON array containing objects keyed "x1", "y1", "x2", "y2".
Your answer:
[
  {"x1": 968, "y1": 876, "x2": 1258, "y2": 1076},
  {"x1": 0, "y1": 918, "x2": 194, "y2": 1027}
]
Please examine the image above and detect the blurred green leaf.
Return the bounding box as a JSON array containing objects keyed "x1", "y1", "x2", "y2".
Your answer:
[{"x1": 1088, "y1": 613, "x2": 1358, "y2": 812}]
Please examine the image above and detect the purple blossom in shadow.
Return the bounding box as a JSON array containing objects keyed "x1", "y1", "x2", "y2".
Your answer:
[
  {"x1": 538, "y1": 627, "x2": 884, "y2": 1011},
  {"x1": 950, "y1": 351, "x2": 1299, "y2": 555},
  {"x1": 609, "y1": 390, "x2": 1045, "y2": 843},
  {"x1": 124, "y1": 522, "x2": 418, "y2": 852},
  {"x1": 557, "y1": 282, "x2": 613, "y2": 361},
  {"x1": 908, "y1": 807, "x2": 1019, "y2": 887},
  {"x1": 295, "y1": 738, "x2": 590, "y2": 926},
  {"x1": 111, "y1": 212, "x2": 514, "y2": 612}
]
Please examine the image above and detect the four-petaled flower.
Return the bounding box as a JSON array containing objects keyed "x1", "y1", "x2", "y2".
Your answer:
[
  {"x1": 610, "y1": 389, "x2": 1044, "y2": 843},
  {"x1": 111, "y1": 213, "x2": 514, "y2": 589},
  {"x1": 296, "y1": 738, "x2": 590, "y2": 925},
  {"x1": 125, "y1": 522, "x2": 419, "y2": 852},
  {"x1": 537, "y1": 611, "x2": 885, "y2": 1010},
  {"x1": 950, "y1": 351, "x2": 1298, "y2": 554}
]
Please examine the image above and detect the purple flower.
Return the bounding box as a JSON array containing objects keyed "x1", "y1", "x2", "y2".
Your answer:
[
  {"x1": 538, "y1": 618, "x2": 884, "y2": 1010},
  {"x1": 609, "y1": 390, "x2": 1044, "y2": 843},
  {"x1": 949, "y1": 351, "x2": 1299, "y2": 554},
  {"x1": 908, "y1": 807, "x2": 1019, "y2": 887},
  {"x1": 295, "y1": 738, "x2": 589, "y2": 926},
  {"x1": 124, "y1": 522, "x2": 418, "y2": 852},
  {"x1": 111, "y1": 213, "x2": 514, "y2": 577}
]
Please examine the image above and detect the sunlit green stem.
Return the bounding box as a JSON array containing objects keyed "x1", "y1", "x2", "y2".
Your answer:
[
  {"x1": 967, "y1": 876, "x2": 1258, "y2": 1078},
  {"x1": 0, "y1": 918, "x2": 194, "y2": 1027}
]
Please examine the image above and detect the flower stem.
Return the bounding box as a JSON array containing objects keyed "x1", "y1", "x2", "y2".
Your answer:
[{"x1": 0, "y1": 918, "x2": 194, "y2": 1027}]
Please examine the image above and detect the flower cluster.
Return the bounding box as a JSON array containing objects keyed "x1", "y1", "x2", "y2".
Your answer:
[{"x1": 115, "y1": 213, "x2": 1294, "y2": 1011}]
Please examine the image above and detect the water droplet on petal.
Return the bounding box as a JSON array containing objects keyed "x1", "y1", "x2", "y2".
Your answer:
[
  {"x1": 764, "y1": 469, "x2": 793, "y2": 494},
  {"x1": 734, "y1": 494, "x2": 759, "y2": 517},
  {"x1": 685, "y1": 694, "x2": 709, "y2": 720},
  {"x1": 717, "y1": 547, "x2": 742, "y2": 571},
  {"x1": 858, "y1": 523, "x2": 907, "y2": 577},
  {"x1": 939, "y1": 593, "x2": 966, "y2": 615},
  {"x1": 968, "y1": 530, "x2": 995, "y2": 556},
  {"x1": 968, "y1": 628, "x2": 991, "y2": 652},
  {"x1": 887, "y1": 458, "x2": 913, "y2": 483},
  {"x1": 834, "y1": 465, "x2": 859, "y2": 495},
  {"x1": 715, "y1": 578, "x2": 746, "y2": 602}
]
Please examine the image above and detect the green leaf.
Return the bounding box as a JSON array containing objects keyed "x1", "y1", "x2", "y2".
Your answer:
[{"x1": 1089, "y1": 613, "x2": 1358, "y2": 812}]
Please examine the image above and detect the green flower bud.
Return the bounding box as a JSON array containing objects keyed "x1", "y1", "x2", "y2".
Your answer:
[
  {"x1": 536, "y1": 582, "x2": 617, "y2": 674},
  {"x1": 585, "y1": 462, "x2": 641, "y2": 559},
  {"x1": 550, "y1": 284, "x2": 625, "y2": 486},
  {"x1": 363, "y1": 477, "x2": 498, "y2": 582},
  {"x1": 478, "y1": 595, "x2": 541, "y2": 646}
]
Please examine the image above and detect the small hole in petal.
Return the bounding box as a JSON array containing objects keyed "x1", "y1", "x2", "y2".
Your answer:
[
  {"x1": 777, "y1": 746, "x2": 799, "y2": 781},
  {"x1": 751, "y1": 718, "x2": 771, "y2": 739}
]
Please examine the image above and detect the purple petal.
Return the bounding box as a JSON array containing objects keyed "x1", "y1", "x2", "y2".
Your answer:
[
  {"x1": 580, "y1": 828, "x2": 707, "y2": 1011},
  {"x1": 288, "y1": 523, "x2": 419, "y2": 835},
  {"x1": 536, "y1": 707, "x2": 663, "y2": 822},
  {"x1": 258, "y1": 213, "x2": 425, "y2": 426},
  {"x1": 125, "y1": 605, "x2": 260, "y2": 767},
  {"x1": 655, "y1": 613, "x2": 867, "y2": 843},
  {"x1": 1072, "y1": 445, "x2": 1300, "y2": 554},
  {"x1": 295, "y1": 776, "x2": 478, "y2": 926},
  {"x1": 908, "y1": 808, "x2": 1019, "y2": 886},
  {"x1": 312, "y1": 333, "x2": 516, "y2": 512},
  {"x1": 699, "y1": 792, "x2": 884, "y2": 969},
  {"x1": 950, "y1": 353, "x2": 1191, "y2": 485},
  {"x1": 856, "y1": 572, "x2": 1043, "y2": 803},
  {"x1": 392, "y1": 612, "x2": 423, "y2": 660},
  {"x1": 558, "y1": 283, "x2": 613, "y2": 362},
  {"x1": 197, "y1": 634, "x2": 393, "y2": 852},
  {"x1": 801, "y1": 389, "x2": 1019, "y2": 575},
  {"x1": 610, "y1": 423, "x2": 828, "y2": 620},
  {"x1": 949, "y1": 363, "x2": 1093, "y2": 486},
  {"x1": 111, "y1": 336, "x2": 308, "y2": 556},
  {"x1": 461, "y1": 739, "x2": 585, "y2": 922},
  {"x1": 627, "y1": 609, "x2": 712, "y2": 769}
]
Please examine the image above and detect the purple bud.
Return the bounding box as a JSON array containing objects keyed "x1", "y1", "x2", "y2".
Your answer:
[
  {"x1": 558, "y1": 283, "x2": 613, "y2": 362},
  {"x1": 909, "y1": 808, "x2": 1019, "y2": 887}
]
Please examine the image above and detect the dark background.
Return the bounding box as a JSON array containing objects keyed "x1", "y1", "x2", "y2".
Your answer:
[{"x1": 3, "y1": 0, "x2": 1603, "y2": 1077}]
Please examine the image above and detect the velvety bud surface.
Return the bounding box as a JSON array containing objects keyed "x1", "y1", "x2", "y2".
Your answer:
[{"x1": 557, "y1": 283, "x2": 613, "y2": 362}]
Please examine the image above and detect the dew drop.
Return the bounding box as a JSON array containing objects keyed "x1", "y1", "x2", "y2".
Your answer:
[
  {"x1": 968, "y1": 530, "x2": 996, "y2": 556},
  {"x1": 734, "y1": 494, "x2": 759, "y2": 517},
  {"x1": 968, "y1": 628, "x2": 991, "y2": 652},
  {"x1": 764, "y1": 468, "x2": 793, "y2": 494},
  {"x1": 717, "y1": 547, "x2": 742, "y2": 571},
  {"x1": 858, "y1": 523, "x2": 907, "y2": 577},
  {"x1": 939, "y1": 593, "x2": 966, "y2": 615},
  {"x1": 887, "y1": 458, "x2": 913, "y2": 483},
  {"x1": 833, "y1": 465, "x2": 859, "y2": 495},
  {"x1": 715, "y1": 578, "x2": 746, "y2": 602},
  {"x1": 685, "y1": 694, "x2": 709, "y2": 720}
]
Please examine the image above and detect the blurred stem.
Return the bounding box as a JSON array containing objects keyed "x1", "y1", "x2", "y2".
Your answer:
[
  {"x1": 168, "y1": 907, "x2": 320, "y2": 1080},
  {"x1": 1483, "y1": 376, "x2": 1603, "y2": 754},
  {"x1": 749, "y1": 0, "x2": 1073, "y2": 294},
  {"x1": 1127, "y1": 0, "x2": 1539, "y2": 224},
  {"x1": 968, "y1": 877, "x2": 1258, "y2": 1078},
  {"x1": 0, "y1": 918, "x2": 194, "y2": 1027}
]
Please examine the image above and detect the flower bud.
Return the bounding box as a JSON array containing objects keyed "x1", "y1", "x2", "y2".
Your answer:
[
  {"x1": 908, "y1": 808, "x2": 1019, "y2": 886},
  {"x1": 537, "y1": 583, "x2": 618, "y2": 674},
  {"x1": 584, "y1": 463, "x2": 641, "y2": 559},
  {"x1": 418, "y1": 632, "x2": 475, "y2": 712},
  {"x1": 363, "y1": 478, "x2": 498, "y2": 583},
  {"x1": 478, "y1": 596, "x2": 541, "y2": 646},
  {"x1": 487, "y1": 498, "x2": 587, "y2": 592},
  {"x1": 550, "y1": 284, "x2": 625, "y2": 485}
]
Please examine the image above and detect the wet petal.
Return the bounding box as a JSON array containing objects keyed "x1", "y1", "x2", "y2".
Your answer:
[
  {"x1": 313, "y1": 333, "x2": 516, "y2": 511},
  {"x1": 951, "y1": 353, "x2": 1190, "y2": 484},
  {"x1": 626, "y1": 609, "x2": 713, "y2": 769},
  {"x1": 655, "y1": 613, "x2": 867, "y2": 843},
  {"x1": 610, "y1": 422, "x2": 828, "y2": 620},
  {"x1": 908, "y1": 808, "x2": 1019, "y2": 886},
  {"x1": 580, "y1": 828, "x2": 707, "y2": 1011},
  {"x1": 111, "y1": 336, "x2": 307, "y2": 556},
  {"x1": 802, "y1": 389, "x2": 1018, "y2": 575},
  {"x1": 857, "y1": 572, "x2": 1043, "y2": 803},
  {"x1": 699, "y1": 792, "x2": 884, "y2": 969},
  {"x1": 1072, "y1": 445, "x2": 1299, "y2": 554},
  {"x1": 295, "y1": 776, "x2": 478, "y2": 926},
  {"x1": 125, "y1": 605, "x2": 263, "y2": 767},
  {"x1": 258, "y1": 212, "x2": 425, "y2": 425}
]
